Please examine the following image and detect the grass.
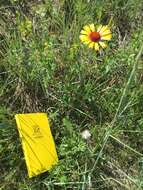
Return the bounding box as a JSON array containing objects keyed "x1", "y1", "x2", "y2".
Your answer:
[{"x1": 0, "y1": 0, "x2": 143, "y2": 189}]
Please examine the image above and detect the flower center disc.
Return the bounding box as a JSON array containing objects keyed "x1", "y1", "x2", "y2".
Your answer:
[{"x1": 89, "y1": 32, "x2": 100, "y2": 42}]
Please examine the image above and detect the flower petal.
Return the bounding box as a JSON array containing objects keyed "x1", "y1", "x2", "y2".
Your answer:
[
  {"x1": 97, "y1": 25, "x2": 103, "y2": 32},
  {"x1": 79, "y1": 35, "x2": 90, "y2": 44},
  {"x1": 83, "y1": 25, "x2": 91, "y2": 33},
  {"x1": 101, "y1": 33, "x2": 112, "y2": 41},
  {"x1": 94, "y1": 43, "x2": 99, "y2": 51},
  {"x1": 99, "y1": 41, "x2": 107, "y2": 48},
  {"x1": 89, "y1": 24, "x2": 95, "y2": 32},
  {"x1": 79, "y1": 34, "x2": 89, "y2": 41},
  {"x1": 88, "y1": 42, "x2": 95, "y2": 48},
  {"x1": 101, "y1": 29, "x2": 111, "y2": 36},
  {"x1": 80, "y1": 30, "x2": 89, "y2": 35},
  {"x1": 99, "y1": 25, "x2": 109, "y2": 35}
]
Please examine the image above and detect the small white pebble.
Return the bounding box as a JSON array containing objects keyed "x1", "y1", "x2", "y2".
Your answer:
[{"x1": 81, "y1": 129, "x2": 91, "y2": 140}]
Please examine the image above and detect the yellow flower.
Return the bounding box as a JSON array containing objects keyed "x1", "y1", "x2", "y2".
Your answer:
[{"x1": 79, "y1": 24, "x2": 112, "y2": 51}]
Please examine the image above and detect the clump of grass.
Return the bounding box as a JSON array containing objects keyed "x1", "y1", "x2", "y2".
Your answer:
[{"x1": 0, "y1": 0, "x2": 143, "y2": 189}]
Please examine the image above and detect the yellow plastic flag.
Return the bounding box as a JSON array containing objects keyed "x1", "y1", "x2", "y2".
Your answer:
[{"x1": 15, "y1": 113, "x2": 58, "y2": 178}]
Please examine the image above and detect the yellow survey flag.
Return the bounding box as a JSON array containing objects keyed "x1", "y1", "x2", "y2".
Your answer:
[{"x1": 15, "y1": 113, "x2": 58, "y2": 178}]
